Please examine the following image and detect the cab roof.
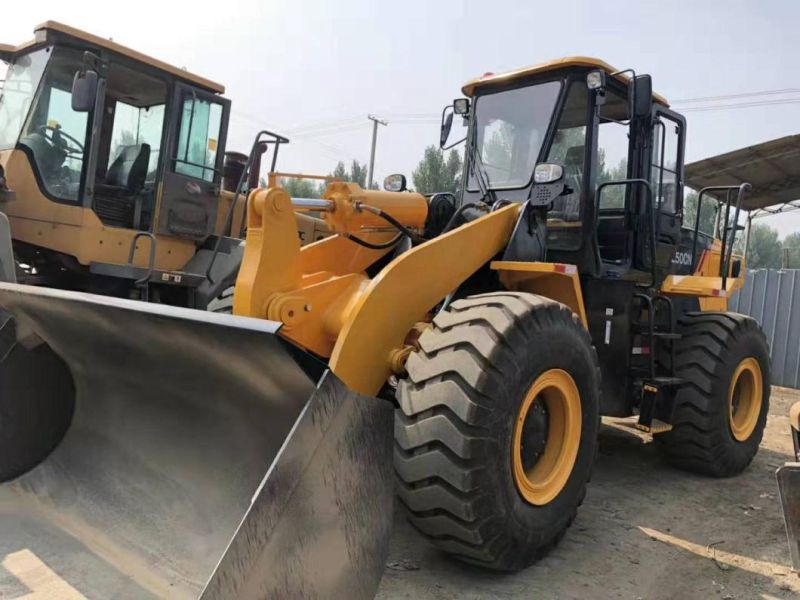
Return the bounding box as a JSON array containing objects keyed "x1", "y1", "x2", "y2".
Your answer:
[
  {"x1": 462, "y1": 56, "x2": 669, "y2": 107},
  {"x1": 0, "y1": 21, "x2": 225, "y2": 94}
]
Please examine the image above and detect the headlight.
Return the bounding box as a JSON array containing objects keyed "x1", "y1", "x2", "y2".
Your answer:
[
  {"x1": 453, "y1": 98, "x2": 470, "y2": 115},
  {"x1": 534, "y1": 163, "x2": 564, "y2": 184},
  {"x1": 586, "y1": 70, "x2": 606, "y2": 91}
]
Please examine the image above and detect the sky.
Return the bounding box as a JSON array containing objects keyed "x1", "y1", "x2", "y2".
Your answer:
[{"x1": 3, "y1": 0, "x2": 800, "y2": 237}]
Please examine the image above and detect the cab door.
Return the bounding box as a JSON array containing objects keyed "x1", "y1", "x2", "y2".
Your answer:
[
  {"x1": 650, "y1": 108, "x2": 686, "y2": 245},
  {"x1": 157, "y1": 84, "x2": 230, "y2": 240}
]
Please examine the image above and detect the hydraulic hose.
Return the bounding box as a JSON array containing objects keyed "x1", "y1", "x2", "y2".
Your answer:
[
  {"x1": 343, "y1": 232, "x2": 405, "y2": 250},
  {"x1": 355, "y1": 203, "x2": 427, "y2": 244},
  {"x1": 441, "y1": 201, "x2": 489, "y2": 234}
]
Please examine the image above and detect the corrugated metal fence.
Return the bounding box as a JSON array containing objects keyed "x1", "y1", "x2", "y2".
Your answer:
[{"x1": 730, "y1": 269, "x2": 800, "y2": 389}]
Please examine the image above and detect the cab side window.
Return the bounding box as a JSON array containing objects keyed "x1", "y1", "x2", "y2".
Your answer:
[
  {"x1": 596, "y1": 91, "x2": 631, "y2": 211},
  {"x1": 92, "y1": 62, "x2": 168, "y2": 230},
  {"x1": 19, "y1": 48, "x2": 90, "y2": 203},
  {"x1": 175, "y1": 96, "x2": 223, "y2": 182},
  {"x1": 546, "y1": 82, "x2": 589, "y2": 222},
  {"x1": 651, "y1": 116, "x2": 681, "y2": 214},
  {"x1": 544, "y1": 81, "x2": 589, "y2": 251},
  {"x1": 108, "y1": 101, "x2": 165, "y2": 184}
]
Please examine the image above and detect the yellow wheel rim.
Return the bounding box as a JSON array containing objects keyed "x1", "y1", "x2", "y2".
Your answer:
[
  {"x1": 728, "y1": 357, "x2": 763, "y2": 442},
  {"x1": 512, "y1": 369, "x2": 582, "y2": 506}
]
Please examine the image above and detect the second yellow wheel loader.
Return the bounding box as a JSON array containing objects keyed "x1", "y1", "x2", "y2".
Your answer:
[
  {"x1": 0, "y1": 56, "x2": 772, "y2": 598},
  {"x1": 0, "y1": 22, "x2": 329, "y2": 308}
]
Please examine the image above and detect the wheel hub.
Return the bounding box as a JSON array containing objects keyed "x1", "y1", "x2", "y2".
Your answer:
[
  {"x1": 729, "y1": 357, "x2": 763, "y2": 442},
  {"x1": 512, "y1": 369, "x2": 582, "y2": 506},
  {"x1": 520, "y1": 398, "x2": 549, "y2": 472}
]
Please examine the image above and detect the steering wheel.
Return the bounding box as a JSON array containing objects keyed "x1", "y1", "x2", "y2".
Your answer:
[{"x1": 37, "y1": 125, "x2": 85, "y2": 157}]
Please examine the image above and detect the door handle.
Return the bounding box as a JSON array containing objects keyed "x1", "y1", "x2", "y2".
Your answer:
[{"x1": 184, "y1": 181, "x2": 203, "y2": 196}]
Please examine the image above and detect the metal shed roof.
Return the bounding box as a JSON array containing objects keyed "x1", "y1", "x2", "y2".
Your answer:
[{"x1": 685, "y1": 134, "x2": 800, "y2": 217}]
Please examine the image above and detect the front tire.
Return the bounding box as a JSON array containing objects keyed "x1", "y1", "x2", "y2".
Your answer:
[
  {"x1": 655, "y1": 312, "x2": 770, "y2": 477},
  {"x1": 394, "y1": 292, "x2": 600, "y2": 571}
]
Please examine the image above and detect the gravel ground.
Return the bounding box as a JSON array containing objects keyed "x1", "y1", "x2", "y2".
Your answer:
[{"x1": 377, "y1": 386, "x2": 800, "y2": 600}]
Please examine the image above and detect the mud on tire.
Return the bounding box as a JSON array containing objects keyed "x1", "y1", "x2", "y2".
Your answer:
[{"x1": 394, "y1": 292, "x2": 600, "y2": 571}]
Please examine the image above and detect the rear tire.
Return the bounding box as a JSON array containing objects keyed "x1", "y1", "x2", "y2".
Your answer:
[
  {"x1": 655, "y1": 312, "x2": 770, "y2": 477},
  {"x1": 394, "y1": 292, "x2": 600, "y2": 571}
]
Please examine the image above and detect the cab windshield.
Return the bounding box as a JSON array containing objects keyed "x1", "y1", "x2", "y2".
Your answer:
[
  {"x1": 4, "y1": 47, "x2": 90, "y2": 203},
  {"x1": 0, "y1": 48, "x2": 49, "y2": 149},
  {"x1": 470, "y1": 80, "x2": 562, "y2": 190}
]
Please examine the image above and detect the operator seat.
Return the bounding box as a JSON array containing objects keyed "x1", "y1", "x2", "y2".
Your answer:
[
  {"x1": 101, "y1": 144, "x2": 150, "y2": 194},
  {"x1": 549, "y1": 145, "x2": 583, "y2": 221},
  {"x1": 94, "y1": 144, "x2": 150, "y2": 229}
]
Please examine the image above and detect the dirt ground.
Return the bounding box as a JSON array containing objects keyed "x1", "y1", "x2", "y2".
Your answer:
[{"x1": 377, "y1": 387, "x2": 800, "y2": 600}]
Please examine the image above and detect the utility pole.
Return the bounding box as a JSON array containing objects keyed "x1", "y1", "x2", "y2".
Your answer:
[{"x1": 367, "y1": 114, "x2": 387, "y2": 189}]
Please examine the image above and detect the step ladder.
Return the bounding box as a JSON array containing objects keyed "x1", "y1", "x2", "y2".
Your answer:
[{"x1": 630, "y1": 293, "x2": 686, "y2": 433}]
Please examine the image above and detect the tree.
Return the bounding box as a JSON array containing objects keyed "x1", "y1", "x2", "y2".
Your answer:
[
  {"x1": 481, "y1": 123, "x2": 513, "y2": 176},
  {"x1": 331, "y1": 161, "x2": 348, "y2": 181},
  {"x1": 683, "y1": 191, "x2": 717, "y2": 236},
  {"x1": 783, "y1": 231, "x2": 800, "y2": 269},
  {"x1": 348, "y1": 160, "x2": 368, "y2": 188},
  {"x1": 280, "y1": 177, "x2": 320, "y2": 199},
  {"x1": 444, "y1": 150, "x2": 463, "y2": 192},
  {"x1": 746, "y1": 223, "x2": 782, "y2": 269},
  {"x1": 596, "y1": 154, "x2": 627, "y2": 209},
  {"x1": 412, "y1": 145, "x2": 463, "y2": 194},
  {"x1": 319, "y1": 160, "x2": 376, "y2": 194}
]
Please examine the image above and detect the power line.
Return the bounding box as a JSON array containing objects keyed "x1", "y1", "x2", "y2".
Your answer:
[
  {"x1": 229, "y1": 111, "x2": 362, "y2": 162},
  {"x1": 389, "y1": 120, "x2": 440, "y2": 124},
  {"x1": 679, "y1": 98, "x2": 800, "y2": 112},
  {"x1": 672, "y1": 88, "x2": 800, "y2": 104},
  {"x1": 382, "y1": 112, "x2": 440, "y2": 119},
  {"x1": 287, "y1": 122, "x2": 369, "y2": 137},
  {"x1": 290, "y1": 133, "x2": 363, "y2": 160},
  {"x1": 283, "y1": 115, "x2": 365, "y2": 134}
]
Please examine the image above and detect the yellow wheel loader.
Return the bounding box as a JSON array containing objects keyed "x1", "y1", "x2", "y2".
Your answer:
[
  {"x1": 0, "y1": 49, "x2": 773, "y2": 600},
  {"x1": 0, "y1": 21, "x2": 328, "y2": 308}
]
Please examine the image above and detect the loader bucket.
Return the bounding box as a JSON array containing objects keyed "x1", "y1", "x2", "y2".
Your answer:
[
  {"x1": 0, "y1": 283, "x2": 393, "y2": 599},
  {"x1": 777, "y1": 401, "x2": 800, "y2": 573},
  {"x1": 777, "y1": 463, "x2": 800, "y2": 573}
]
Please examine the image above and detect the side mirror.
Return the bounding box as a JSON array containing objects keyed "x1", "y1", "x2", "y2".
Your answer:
[
  {"x1": 71, "y1": 69, "x2": 98, "y2": 112},
  {"x1": 630, "y1": 74, "x2": 652, "y2": 119},
  {"x1": 440, "y1": 109, "x2": 454, "y2": 149},
  {"x1": 384, "y1": 174, "x2": 407, "y2": 192}
]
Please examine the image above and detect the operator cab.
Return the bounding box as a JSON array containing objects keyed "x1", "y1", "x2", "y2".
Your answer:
[
  {"x1": 442, "y1": 58, "x2": 686, "y2": 283},
  {"x1": 0, "y1": 22, "x2": 230, "y2": 240}
]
